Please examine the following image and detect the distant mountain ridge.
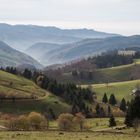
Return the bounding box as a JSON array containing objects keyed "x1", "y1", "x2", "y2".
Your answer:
[
  {"x1": 0, "y1": 41, "x2": 42, "y2": 68},
  {"x1": 29, "y1": 35, "x2": 140, "y2": 66},
  {"x1": 0, "y1": 23, "x2": 119, "y2": 51}
]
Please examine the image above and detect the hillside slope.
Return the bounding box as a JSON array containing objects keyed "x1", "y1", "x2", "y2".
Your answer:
[
  {"x1": 82, "y1": 79, "x2": 140, "y2": 102},
  {"x1": 0, "y1": 70, "x2": 71, "y2": 115},
  {"x1": 26, "y1": 42, "x2": 62, "y2": 62},
  {"x1": 0, "y1": 41, "x2": 42, "y2": 68},
  {"x1": 0, "y1": 70, "x2": 46, "y2": 98},
  {"x1": 41, "y1": 35, "x2": 140, "y2": 65},
  {"x1": 97, "y1": 59, "x2": 140, "y2": 83}
]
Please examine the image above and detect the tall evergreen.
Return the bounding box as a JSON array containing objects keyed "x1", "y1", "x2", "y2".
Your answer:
[
  {"x1": 23, "y1": 69, "x2": 32, "y2": 79},
  {"x1": 95, "y1": 104, "x2": 100, "y2": 117},
  {"x1": 125, "y1": 96, "x2": 140, "y2": 127},
  {"x1": 120, "y1": 98, "x2": 126, "y2": 112},
  {"x1": 109, "y1": 94, "x2": 117, "y2": 106},
  {"x1": 108, "y1": 105, "x2": 111, "y2": 117},
  {"x1": 102, "y1": 93, "x2": 108, "y2": 103},
  {"x1": 109, "y1": 114, "x2": 116, "y2": 127}
]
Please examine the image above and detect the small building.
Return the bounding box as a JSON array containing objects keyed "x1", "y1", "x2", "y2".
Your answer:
[{"x1": 118, "y1": 50, "x2": 136, "y2": 56}]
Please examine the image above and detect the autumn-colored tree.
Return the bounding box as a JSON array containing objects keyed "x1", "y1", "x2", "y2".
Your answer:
[
  {"x1": 73, "y1": 112, "x2": 85, "y2": 131},
  {"x1": 28, "y1": 112, "x2": 47, "y2": 130},
  {"x1": 8, "y1": 115, "x2": 29, "y2": 130},
  {"x1": 58, "y1": 113, "x2": 74, "y2": 131},
  {"x1": 8, "y1": 112, "x2": 48, "y2": 130}
]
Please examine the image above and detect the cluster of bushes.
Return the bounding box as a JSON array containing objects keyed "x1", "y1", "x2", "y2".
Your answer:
[
  {"x1": 7, "y1": 112, "x2": 87, "y2": 131},
  {"x1": 58, "y1": 113, "x2": 86, "y2": 131},
  {"x1": 8, "y1": 112, "x2": 48, "y2": 131}
]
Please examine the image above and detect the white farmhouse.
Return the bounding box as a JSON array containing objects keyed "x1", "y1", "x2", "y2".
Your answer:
[{"x1": 118, "y1": 50, "x2": 136, "y2": 56}]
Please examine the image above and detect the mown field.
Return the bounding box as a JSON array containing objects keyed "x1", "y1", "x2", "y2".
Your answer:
[{"x1": 82, "y1": 79, "x2": 140, "y2": 102}]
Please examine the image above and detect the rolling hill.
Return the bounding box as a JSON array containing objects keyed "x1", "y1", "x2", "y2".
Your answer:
[
  {"x1": 95, "y1": 59, "x2": 140, "y2": 83},
  {"x1": 43, "y1": 58, "x2": 140, "y2": 85},
  {"x1": 33, "y1": 35, "x2": 140, "y2": 66},
  {"x1": 0, "y1": 70, "x2": 46, "y2": 98},
  {"x1": 0, "y1": 70, "x2": 71, "y2": 115},
  {"x1": 0, "y1": 41, "x2": 42, "y2": 68}
]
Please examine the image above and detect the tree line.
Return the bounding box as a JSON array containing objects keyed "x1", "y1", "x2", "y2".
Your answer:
[{"x1": 88, "y1": 53, "x2": 134, "y2": 68}]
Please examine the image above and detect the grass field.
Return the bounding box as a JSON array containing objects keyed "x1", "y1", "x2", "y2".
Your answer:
[
  {"x1": 0, "y1": 94, "x2": 71, "y2": 115},
  {"x1": 0, "y1": 70, "x2": 47, "y2": 98},
  {"x1": 96, "y1": 59, "x2": 140, "y2": 83},
  {"x1": 82, "y1": 79, "x2": 140, "y2": 101},
  {"x1": 48, "y1": 117, "x2": 125, "y2": 131},
  {"x1": 55, "y1": 59, "x2": 140, "y2": 84},
  {"x1": 0, "y1": 130, "x2": 139, "y2": 140}
]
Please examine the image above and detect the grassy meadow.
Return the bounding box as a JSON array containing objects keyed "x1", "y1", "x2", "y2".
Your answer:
[
  {"x1": 0, "y1": 70, "x2": 46, "y2": 98},
  {"x1": 82, "y1": 79, "x2": 140, "y2": 101},
  {"x1": 0, "y1": 130, "x2": 139, "y2": 140}
]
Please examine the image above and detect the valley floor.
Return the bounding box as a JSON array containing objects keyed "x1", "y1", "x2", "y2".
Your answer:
[
  {"x1": 0, "y1": 117, "x2": 139, "y2": 140},
  {"x1": 0, "y1": 130, "x2": 140, "y2": 140}
]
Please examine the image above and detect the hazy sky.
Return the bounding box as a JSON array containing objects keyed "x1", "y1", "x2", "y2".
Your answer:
[{"x1": 0, "y1": 0, "x2": 140, "y2": 35}]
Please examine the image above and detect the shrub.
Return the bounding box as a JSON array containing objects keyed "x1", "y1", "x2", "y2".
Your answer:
[
  {"x1": 58, "y1": 113, "x2": 74, "y2": 131},
  {"x1": 73, "y1": 112, "x2": 85, "y2": 131},
  {"x1": 28, "y1": 112, "x2": 47, "y2": 130},
  {"x1": 8, "y1": 112, "x2": 48, "y2": 131}
]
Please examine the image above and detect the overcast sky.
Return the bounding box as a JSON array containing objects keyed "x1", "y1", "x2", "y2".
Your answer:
[{"x1": 0, "y1": 0, "x2": 140, "y2": 35}]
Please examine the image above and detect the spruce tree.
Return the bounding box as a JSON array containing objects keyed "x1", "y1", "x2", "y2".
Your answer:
[
  {"x1": 109, "y1": 114, "x2": 116, "y2": 127},
  {"x1": 102, "y1": 93, "x2": 108, "y2": 103},
  {"x1": 109, "y1": 94, "x2": 117, "y2": 105},
  {"x1": 120, "y1": 98, "x2": 126, "y2": 112},
  {"x1": 125, "y1": 96, "x2": 140, "y2": 127},
  {"x1": 95, "y1": 104, "x2": 100, "y2": 117},
  {"x1": 108, "y1": 106, "x2": 111, "y2": 117}
]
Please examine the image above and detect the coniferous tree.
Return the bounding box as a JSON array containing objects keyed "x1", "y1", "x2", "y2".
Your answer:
[
  {"x1": 109, "y1": 114, "x2": 116, "y2": 127},
  {"x1": 95, "y1": 104, "x2": 100, "y2": 117},
  {"x1": 109, "y1": 94, "x2": 117, "y2": 106},
  {"x1": 108, "y1": 106, "x2": 111, "y2": 117},
  {"x1": 126, "y1": 101, "x2": 130, "y2": 107},
  {"x1": 100, "y1": 107, "x2": 106, "y2": 117},
  {"x1": 102, "y1": 93, "x2": 108, "y2": 103},
  {"x1": 120, "y1": 98, "x2": 126, "y2": 112},
  {"x1": 23, "y1": 69, "x2": 32, "y2": 79},
  {"x1": 125, "y1": 96, "x2": 140, "y2": 127}
]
